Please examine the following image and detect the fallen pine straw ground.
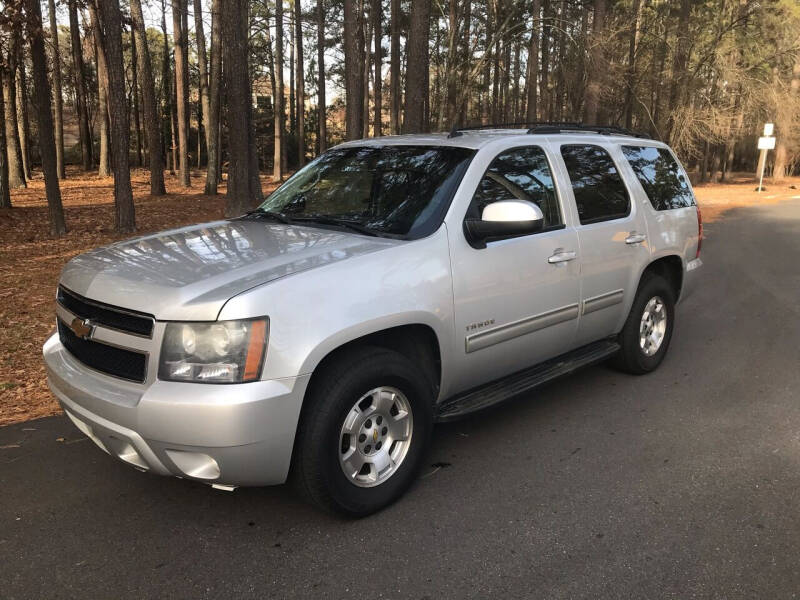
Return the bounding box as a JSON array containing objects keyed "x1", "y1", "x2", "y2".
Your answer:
[
  {"x1": 1, "y1": 169, "x2": 799, "y2": 426},
  {"x1": 0, "y1": 167, "x2": 281, "y2": 426}
]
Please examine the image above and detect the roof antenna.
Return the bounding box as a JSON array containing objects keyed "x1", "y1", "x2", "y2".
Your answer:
[{"x1": 447, "y1": 124, "x2": 463, "y2": 139}]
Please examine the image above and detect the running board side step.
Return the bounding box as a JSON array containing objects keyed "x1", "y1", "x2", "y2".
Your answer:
[{"x1": 435, "y1": 339, "x2": 620, "y2": 422}]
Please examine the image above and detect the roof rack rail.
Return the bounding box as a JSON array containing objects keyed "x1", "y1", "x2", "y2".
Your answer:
[
  {"x1": 526, "y1": 123, "x2": 652, "y2": 139},
  {"x1": 446, "y1": 121, "x2": 653, "y2": 140}
]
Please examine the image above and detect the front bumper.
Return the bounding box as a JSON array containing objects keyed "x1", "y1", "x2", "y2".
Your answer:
[{"x1": 43, "y1": 334, "x2": 310, "y2": 487}]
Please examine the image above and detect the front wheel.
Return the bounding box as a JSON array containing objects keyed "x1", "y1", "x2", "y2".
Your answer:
[
  {"x1": 292, "y1": 347, "x2": 434, "y2": 517},
  {"x1": 611, "y1": 273, "x2": 676, "y2": 374}
]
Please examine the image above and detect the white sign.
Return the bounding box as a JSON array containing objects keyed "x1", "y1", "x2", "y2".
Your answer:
[
  {"x1": 763, "y1": 123, "x2": 774, "y2": 136},
  {"x1": 758, "y1": 136, "x2": 776, "y2": 150}
]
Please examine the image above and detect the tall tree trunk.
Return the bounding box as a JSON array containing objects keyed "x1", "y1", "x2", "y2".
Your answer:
[
  {"x1": 389, "y1": 0, "x2": 400, "y2": 134},
  {"x1": 0, "y1": 65, "x2": 11, "y2": 208},
  {"x1": 47, "y1": 0, "x2": 66, "y2": 179},
  {"x1": 772, "y1": 59, "x2": 800, "y2": 183},
  {"x1": 583, "y1": 0, "x2": 606, "y2": 124},
  {"x1": 402, "y1": 0, "x2": 430, "y2": 133},
  {"x1": 274, "y1": 0, "x2": 285, "y2": 180},
  {"x1": 289, "y1": 10, "x2": 295, "y2": 138},
  {"x1": 721, "y1": 92, "x2": 743, "y2": 182},
  {"x1": 172, "y1": 0, "x2": 191, "y2": 186},
  {"x1": 553, "y1": 0, "x2": 566, "y2": 120},
  {"x1": 160, "y1": 0, "x2": 174, "y2": 173},
  {"x1": 651, "y1": 13, "x2": 670, "y2": 137},
  {"x1": 170, "y1": 74, "x2": 179, "y2": 173},
  {"x1": 372, "y1": 0, "x2": 381, "y2": 136},
  {"x1": 710, "y1": 144, "x2": 723, "y2": 182},
  {"x1": 2, "y1": 59, "x2": 25, "y2": 188},
  {"x1": 97, "y1": 0, "x2": 136, "y2": 232},
  {"x1": 665, "y1": 0, "x2": 691, "y2": 144},
  {"x1": 480, "y1": 0, "x2": 492, "y2": 124},
  {"x1": 316, "y1": 0, "x2": 327, "y2": 152},
  {"x1": 442, "y1": 0, "x2": 459, "y2": 128},
  {"x1": 343, "y1": 0, "x2": 365, "y2": 139},
  {"x1": 266, "y1": 18, "x2": 277, "y2": 128},
  {"x1": 624, "y1": 0, "x2": 641, "y2": 129},
  {"x1": 502, "y1": 34, "x2": 512, "y2": 121},
  {"x1": 525, "y1": 0, "x2": 540, "y2": 122},
  {"x1": 433, "y1": 18, "x2": 444, "y2": 130},
  {"x1": 89, "y1": 1, "x2": 111, "y2": 177},
  {"x1": 540, "y1": 0, "x2": 551, "y2": 121},
  {"x1": 130, "y1": 0, "x2": 166, "y2": 194},
  {"x1": 68, "y1": 0, "x2": 93, "y2": 170},
  {"x1": 24, "y1": 0, "x2": 67, "y2": 235},
  {"x1": 205, "y1": 0, "x2": 221, "y2": 192},
  {"x1": 456, "y1": 0, "x2": 471, "y2": 123},
  {"x1": 195, "y1": 97, "x2": 201, "y2": 168},
  {"x1": 362, "y1": 3, "x2": 371, "y2": 138},
  {"x1": 130, "y1": 29, "x2": 143, "y2": 168},
  {"x1": 15, "y1": 52, "x2": 32, "y2": 181},
  {"x1": 700, "y1": 140, "x2": 710, "y2": 183},
  {"x1": 295, "y1": 0, "x2": 305, "y2": 164},
  {"x1": 570, "y1": 3, "x2": 588, "y2": 119},
  {"x1": 193, "y1": 0, "x2": 211, "y2": 162},
  {"x1": 223, "y1": 0, "x2": 259, "y2": 215},
  {"x1": 490, "y1": 0, "x2": 500, "y2": 122},
  {"x1": 511, "y1": 41, "x2": 520, "y2": 122}
]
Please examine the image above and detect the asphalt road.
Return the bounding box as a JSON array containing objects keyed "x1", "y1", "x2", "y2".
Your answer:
[{"x1": 2, "y1": 200, "x2": 800, "y2": 599}]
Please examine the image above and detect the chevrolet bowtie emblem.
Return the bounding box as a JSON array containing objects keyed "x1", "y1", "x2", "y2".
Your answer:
[
  {"x1": 69, "y1": 317, "x2": 94, "y2": 340},
  {"x1": 373, "y1": 429, "x2": 378, "y2": 443}
]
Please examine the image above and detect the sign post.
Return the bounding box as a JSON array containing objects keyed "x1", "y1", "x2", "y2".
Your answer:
[{"x1": 757, "y1": 123, "x2": 775, "y2": 193}]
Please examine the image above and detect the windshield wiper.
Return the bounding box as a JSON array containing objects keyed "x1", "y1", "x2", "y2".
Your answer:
[
  {"x1": 239, "y1": 209, "x2": 293, "y2": 224},
  {"x1": 291, "y1": 215, "x2": 381, "y2": 237}
]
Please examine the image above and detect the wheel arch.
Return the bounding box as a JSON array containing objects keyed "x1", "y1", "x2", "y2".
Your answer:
[
  {"x1": 640, "y1": 254, "x2": 684, "y2": 301},
  {"x1": 299, "y1": 319, "x2": 444, "y2": 403},
  {"x1": 289, "y1": 322, "x2": 443, "y2": 479}
]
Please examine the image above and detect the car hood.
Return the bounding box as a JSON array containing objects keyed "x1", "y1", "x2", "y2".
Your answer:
[{"x1": 60, "y1": 219, "x2": 401, "y2": 321}]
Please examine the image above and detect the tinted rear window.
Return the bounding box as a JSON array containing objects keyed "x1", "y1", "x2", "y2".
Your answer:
[
  {"x1": 560, "y1": 145, "x2": 630, "y2": 225},
  {"x1": 622, "y1": 146, "x2": 695, "y2": 210}
]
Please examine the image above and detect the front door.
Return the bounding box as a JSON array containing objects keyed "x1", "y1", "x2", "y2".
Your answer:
[{"x1": 448, "y1": 145, "x2": 581, "y2": 395}]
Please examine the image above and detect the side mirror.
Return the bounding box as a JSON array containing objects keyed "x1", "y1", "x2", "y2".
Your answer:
[{"x1": 464, "y1": 200, "x2": 545, "y2": 248}]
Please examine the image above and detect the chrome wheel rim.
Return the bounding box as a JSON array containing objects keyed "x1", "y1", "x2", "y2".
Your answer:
[
  {"x1": 639, "y1": 296, "x2": 667, "y2": 357},
  {"x1": 338, "y1": 386, "x2": 413, "y2": 488}
]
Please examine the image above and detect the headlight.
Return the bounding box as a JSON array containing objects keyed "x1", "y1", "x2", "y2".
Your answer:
[{"x1": 158, "y1": 318, "x2": 268, "y2": 383}]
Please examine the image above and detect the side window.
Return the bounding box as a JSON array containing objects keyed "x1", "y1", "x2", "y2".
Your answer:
[
  {"x1": 468, "y1": 146, "x2": 562, "y2": 228},
  {"x1": 622, "y1": 145, "x2": 696, "y2": 210},
  {"x1": 560, "y1": 145, "x2": 630, "y2": 225}
]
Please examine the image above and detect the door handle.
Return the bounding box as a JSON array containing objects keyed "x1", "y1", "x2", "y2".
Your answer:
[
  {"x1": 625, "y1": 232, "x2": 647, "y2": 245},
  {"x1": 548, "y1": 249, "x2": 577, "y2": 264}
]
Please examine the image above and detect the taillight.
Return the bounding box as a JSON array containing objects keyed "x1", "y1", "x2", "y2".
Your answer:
[{"x1": 695, "y1": 205, "x2": 703, "y2": 258}]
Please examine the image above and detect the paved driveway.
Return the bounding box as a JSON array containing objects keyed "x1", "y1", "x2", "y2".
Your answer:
[{"x1": 2, "y1": 200, "x2": 800, "y2": 599}]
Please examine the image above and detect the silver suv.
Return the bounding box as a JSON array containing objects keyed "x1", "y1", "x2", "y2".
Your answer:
[{"x1": 43, "y1": 125, "x2": 702, "y2": 516}]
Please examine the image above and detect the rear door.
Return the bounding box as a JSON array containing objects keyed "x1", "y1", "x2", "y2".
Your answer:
[{"x1": 556, "y1": 143, "x2": 651, "y2": 346}]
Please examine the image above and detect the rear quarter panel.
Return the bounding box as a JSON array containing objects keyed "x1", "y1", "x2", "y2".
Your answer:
[{"x1": 614, "y1": 143, "x2": 701, "y2": 300}]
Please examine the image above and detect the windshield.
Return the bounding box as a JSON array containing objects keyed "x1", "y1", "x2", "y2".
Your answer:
[{"x1": 256, "y1": 145, "x2": 475, "y2": 238}]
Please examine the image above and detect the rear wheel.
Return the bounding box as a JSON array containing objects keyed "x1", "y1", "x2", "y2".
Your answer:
[
  {"x1": 612, "y1": 273, "x2": 675, "y2": 374},
  {"x1": 293, "y1": 346, "x2": 433, "y2": 517}
]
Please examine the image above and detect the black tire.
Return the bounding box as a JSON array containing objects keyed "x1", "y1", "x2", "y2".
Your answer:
[
  {"x1": 292, "y1": 346, "x2": 434, "y2": 517},
  {"x1": 611, "y1": 272, "x2": 676, "y2": 374}
]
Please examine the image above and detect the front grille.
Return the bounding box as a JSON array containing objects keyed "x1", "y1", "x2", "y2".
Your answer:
[
  {"x1": 57, "y1": 286, "x2": 154, "y2": 337},
  {"x1": 57, "y1": 319, "x2": 148, "y2": 383}
]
